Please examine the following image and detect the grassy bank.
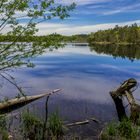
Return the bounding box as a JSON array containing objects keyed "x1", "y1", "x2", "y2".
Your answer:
[
  {"x1": 1, "y1": 111, "x2": 140, "y2": 140},
  {"x1": 101, "y1": 119, "x2": 140, "y2": 140}
]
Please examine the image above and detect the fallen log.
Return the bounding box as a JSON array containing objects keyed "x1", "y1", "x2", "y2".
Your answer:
[
  {"x1": 66, "y1": 120, "x2": 90, "y2": 126},
  {"x1": 90, "y1": 117, "x2": 100, "y2": 123},
  {"x1": 0, "y1": 89, "x2": 62, "y2": 114},
  {"x1": 66, "y1": 117, "x2": 100, "y2": 127}
]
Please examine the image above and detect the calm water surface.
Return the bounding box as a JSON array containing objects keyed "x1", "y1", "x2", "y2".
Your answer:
[{"x1": 2, "y1": 44, "x2": 140, "y2": 136}]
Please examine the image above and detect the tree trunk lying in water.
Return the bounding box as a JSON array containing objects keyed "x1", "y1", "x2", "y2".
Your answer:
[
  {"x1": 66, "y1": 117, "x2": 100, "y2": 127},
  {"x1": 110, "y1": 78, "x2": 140, "y2": 123},
  {"x1": 0, "y1": 89, "x2": 61, "y2": 114}
]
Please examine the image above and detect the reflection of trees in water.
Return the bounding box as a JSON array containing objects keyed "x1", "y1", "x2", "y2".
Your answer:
[
  {"x1": 90, "y1": 44, "x2": 140, "y2": 61},
  {"x1": 0, "y1": 0, "x2": 75, "y2": 98},
  {"x1": 0, "y1": 41, "x2": 63, "y2": 97}
]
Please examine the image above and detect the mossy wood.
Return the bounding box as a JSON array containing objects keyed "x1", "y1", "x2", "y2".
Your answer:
[
  {"x1": 0, "y1": 89, "x2": 61, "y2": 114},
  {"x1": 110, "y1": 78, "x2": 140, "y2": 123}
]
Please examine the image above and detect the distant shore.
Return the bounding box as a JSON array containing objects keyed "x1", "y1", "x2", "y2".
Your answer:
[{"x1": 89, "y1": 42, "x2": 138, "y2": 45}]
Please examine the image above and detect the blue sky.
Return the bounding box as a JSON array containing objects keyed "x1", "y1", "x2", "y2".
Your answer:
[
  {"x1": 14, "y1": 0, "x2": 140, "y2": 35},
  {"x1": 68, "y1": 0, "x2": 140, "y2": 24}
]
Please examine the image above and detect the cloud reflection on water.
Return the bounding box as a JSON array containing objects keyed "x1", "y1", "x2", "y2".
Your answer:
[{"x1": 1, "y1": 44, "x2": 140, "y2": 124}]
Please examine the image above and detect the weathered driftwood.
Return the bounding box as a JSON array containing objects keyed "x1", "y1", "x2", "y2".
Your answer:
[
  {"x1": 66, "y1": 120, "x2": 90, "y2": 126},
  {"x1": 66, "y1": 117, "x2": 100, "y2": 127},
  {"x1": 90, "y1": 117, "x2": 100, "y2": 123},
  {"x1": 0, "y1": 89, "x2": 61, "y2": 114},
  {"x1": 114, "y1": 78, "x2": 137, "y2": 94},
  {"x1": 110, "y1": 78, "x2": 140, "y2": 123},
  {"x1": 110, "y1": 91, "x2": 127, "y2": 121}
]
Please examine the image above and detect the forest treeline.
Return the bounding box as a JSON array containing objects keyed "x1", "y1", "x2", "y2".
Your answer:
[
  {"x1": 0, "y1": 34, "x2": 63, "y2": 42},
  {"x1": 1, "y1": 24, "x2": 140, "y2": 44},
  {"x1": 0, "y1": 34, "x2": 88, "y2": 43},
  {"x1": 89, "y1": 24, "x2": 140, "y2": 44}
]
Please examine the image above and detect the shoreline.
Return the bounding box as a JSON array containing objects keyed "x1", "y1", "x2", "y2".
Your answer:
[{"x1": 89, "y1": 42, "x2": 139, "y2": 45}]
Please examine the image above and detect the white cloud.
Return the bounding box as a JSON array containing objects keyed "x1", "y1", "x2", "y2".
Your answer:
[
  {"x1": 87, "y1": 5, "x2": 105, "y2": 9},
  {"x1": 36, "y1": 20, "x2": 140, "y2": 35},
  {"x1": 3, "y1": 19, "x2": 140, "y2": 35},
  {"x1": 56, "y1": 0, "x2": 112, "y2": 5},
  {"x1": 103, "y1": 3, "x2": 140, "y2": 15}
]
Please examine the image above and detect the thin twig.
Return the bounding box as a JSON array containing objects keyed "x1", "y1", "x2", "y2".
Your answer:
[
  {"x1": 0, "y1": 73, "x2": 25, "y2": 96},
  {"x1": 42, "y1": 95, "x2": 50, "y2": 140}
]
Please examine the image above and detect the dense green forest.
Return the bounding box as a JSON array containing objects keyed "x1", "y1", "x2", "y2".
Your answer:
[
  {"x1": 0, "y1": 34, "x2": 89, "y2": 43},
  {"x1": 89, "y1": 23, "x2": 140, "y2": 44},
  {"x1": 1, "y1": 24, "x2": 140, "y2": 44},
  {"x1": 62, "y1": 34, "x2": 88, "y2": 42},
  {"x1": 0, "y1": 34, "x2": 63, "y2": 42}
]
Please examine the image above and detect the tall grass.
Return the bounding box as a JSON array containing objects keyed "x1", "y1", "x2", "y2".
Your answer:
[
  {"x1": 101, "y1": 118, "x2": 140, "y2": 140},
  {"x1": 20, "y1": 111, "x2": 44, "y2": 140},
  {"x1": 47, "y1": 111, "x2": 63, "y2": 138},
  {"x1": 0, "y1": 115, "x2": 8, "y2": 140},
  {"x1": 20, "y1": 110, "x2": 64, "y2": 140}
]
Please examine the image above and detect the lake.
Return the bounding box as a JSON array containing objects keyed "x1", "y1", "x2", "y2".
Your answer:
[{"x1": 1, "y1": 43, "x2": 140, "y2": 137}]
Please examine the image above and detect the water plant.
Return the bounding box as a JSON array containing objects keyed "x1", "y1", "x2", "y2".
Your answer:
[
  {"x1": 101, "y1": 118, "x2": 140, "y2": 140},
  {"x1": 20, "y1": 109, "x2": 64, "y2": 140},
  {"x1": 0, "y1": 115, "x2": 8, "y2": 140},
  {"x1": 20, "y1": 111, "x2": 44, "y2": 140},
  {"x1": 118, "y1": 119, "x2": 138, "y2": 139},
  {"x1": 47, "y1": 111, "x2": 63, "y2": 138}
]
